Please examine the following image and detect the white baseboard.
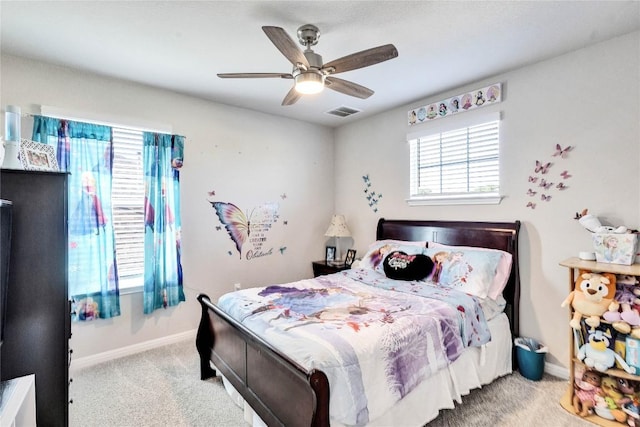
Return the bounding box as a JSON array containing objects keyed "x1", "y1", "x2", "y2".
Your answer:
[
  {"x1": 544, "y1": 361, "x2": 569, "y2": 379},
  {"x1": 70, "y1": 329, "x2": 197, "y2": 373}
]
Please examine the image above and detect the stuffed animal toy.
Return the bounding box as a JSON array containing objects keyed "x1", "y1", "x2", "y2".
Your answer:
[
  {"x1": 573, "y1": 366, "x2": 602, "y2": 417},
  {"x1": 577, "y1": 328, "x2": 635, "y2": 374},
  {"x1": 597, "y1": 376, "x2": 629, "y2": 423},
  {"x1": 562, "y1": 270, "x2": 617, "y2": 329},
  {"x1": 604, "y1": 275, "x2": 640, "y2": 335},
  {"x1": 575, "y1": 208, "x2": 628, "y2": 234},
  {"x1": 615, "y1": 377, "x2": 638, "y2": 410}
]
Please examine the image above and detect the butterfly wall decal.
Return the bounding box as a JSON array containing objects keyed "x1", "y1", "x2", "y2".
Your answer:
[
  {"x1": 208, "y1": 190, "x2": 216, "y2": 196},
  {"x1": 526, "y1": 202, "x2": 536, "y2": 209},
  {"x1": 535, "y1": 160, "x2": 552, "y2": 174},
  {"x1": 280, "y1": 193, "x2": 287, "y2": 200},
  {"x1": 556, "y1": 182, "x2": 568, "y2": 190},
  {"x1": 210, "y1": 201, "x2": 279, "y2": 259},
  {"x1": 362, "y1": 173, "x2": 383, "y2": 213},
  {"x1": 279, "y1": 246, "x2": 287, "y2": 254},
  {"x1": 528, "y1": 176, "x2": 538, "y2": 183},
  {"x1": 553, "y1": 144, "x2": 573, "y2": 159},
  {"x1": 527, "y1": 189, "x2": 537, "y2": 196},
  {"x1": 541, "y1": 194, "x2": 551, "y2": 201},
  {"x1": 539, "y1": 179, "x2": 553, "y2": 189},
  {"x1": 560, "y1": 170, "x2": 571, "y2": 179}
]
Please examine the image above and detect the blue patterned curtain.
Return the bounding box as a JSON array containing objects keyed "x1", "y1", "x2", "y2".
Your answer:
[
  {"x1": 32, "y1": 116, "x2": 120, "y2": 320},
  {"x1": 142, "y1": 132, "x2": 184, "y2": 314}
]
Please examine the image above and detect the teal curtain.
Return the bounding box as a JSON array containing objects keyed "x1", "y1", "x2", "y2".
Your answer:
[
  {"x1": 32, "y1": 116, "x2": 120, "y2": 320},
  {"x1": 142, "y1": 132, "x2": 184, "y2": 314}
]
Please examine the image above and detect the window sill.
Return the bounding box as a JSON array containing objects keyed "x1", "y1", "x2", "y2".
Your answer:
[
  {"x1": 407, "y1": 194, "x2": 503, "y2": 206},
  {"x1": 120, "y1": 285, "x2": 142, "y2": 295},
  {"x1": 119, "y1": 276, "x2": 143, "y2": 295}
]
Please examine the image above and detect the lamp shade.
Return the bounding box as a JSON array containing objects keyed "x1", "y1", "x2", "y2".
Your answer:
[{"x1": 324, "y1": 214, "x2": 351, "y2": 237}]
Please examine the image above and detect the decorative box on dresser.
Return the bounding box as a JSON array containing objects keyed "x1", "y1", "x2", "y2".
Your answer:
[
  {"x1": 0, "y1": 169, "x2": 70, "y2": 427},
  {"x1": 559, "y1": 257, "x2": 640, "y2": 426}
]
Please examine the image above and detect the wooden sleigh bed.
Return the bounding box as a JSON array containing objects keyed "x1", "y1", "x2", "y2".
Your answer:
[{"x1": 196, "y1": 218, "x2": 521, "y2": 427}]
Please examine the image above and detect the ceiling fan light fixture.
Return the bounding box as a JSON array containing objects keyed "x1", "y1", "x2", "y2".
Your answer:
[{"x1": 295, "y1": 72, "x2": 324, "y2": 94}]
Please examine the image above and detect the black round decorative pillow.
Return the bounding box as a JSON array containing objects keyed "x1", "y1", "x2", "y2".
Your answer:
[{"x1": 383, "y1": 251, "x2": 434, "y2": 281}]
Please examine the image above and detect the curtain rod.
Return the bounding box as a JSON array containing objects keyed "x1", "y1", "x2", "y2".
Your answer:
[{"x1": 14, "y1": 106, "x2": 175, "y2": 135}]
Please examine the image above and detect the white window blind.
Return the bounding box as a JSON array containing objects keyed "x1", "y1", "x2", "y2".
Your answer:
[
  {"x1": 409, "y1": 120, "x2": 500, "y2": 204},
  {"x1": 111, "y1": 128, "x2": 145, "y2": 283}
]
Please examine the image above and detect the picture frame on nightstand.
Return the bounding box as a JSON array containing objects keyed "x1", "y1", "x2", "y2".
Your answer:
[
  {"x1": 344, "y1": 249, "x2": 356, "y2": 267},
  {"x1": 325, "y1": 246, "x2": 336, "y2": 263}
]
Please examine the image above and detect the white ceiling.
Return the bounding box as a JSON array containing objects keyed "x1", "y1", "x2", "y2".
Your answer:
[{"x1": 1, "y1": 1, "x2": 639, "y2": 128}]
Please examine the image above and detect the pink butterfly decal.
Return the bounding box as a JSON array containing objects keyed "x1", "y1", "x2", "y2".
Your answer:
[
  {"x1": 541, "y1": 194, "x2": 551, "y2": 201},
  {"x1": 535, "y1": 160, "x2": 551, "y2": 174},
  {"x1": 556, "y1": 182, "x2": 568, "y2": 190},
  {"x1": 553, "y1": 144, "x2": 573, "y2": 159},
  {"x1": 211, "y1": 202, "x2": 250, "y2": 258},
  {"x1": 280, "y1": 193, "x2": 287, "y2": 199},
  {"x1": 526, "y1": 202, "x2": 536, "y2": 209},
  {"x1": 539, "y1": 179, "x2": 553, "y2": 189},
  {"x1": 210, "y1": 202, "x2": 279, "y2": 259},
  {"x1": 528, "y1": 176, "x2": 538, "y2": 183},
  {"x1": 527, "y1": 189, "x2": 537, "y2": 196},
  {"x1": 208, "y1": 190, "x2": 216, "y2": 196},
  {"x1": 560, "y1": 170, "x2": 571, "y2": 179}
]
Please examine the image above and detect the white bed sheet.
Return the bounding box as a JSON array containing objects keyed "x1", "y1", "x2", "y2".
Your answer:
[{"x1": 219, "y1": 312, "x2": 512, "y2": 427}]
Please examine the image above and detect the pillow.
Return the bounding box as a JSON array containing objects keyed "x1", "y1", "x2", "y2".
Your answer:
[
  {"x1": 428, "y1": 243, "x2": 513, "y2": 300},
  {"x1": 383, "y1": 251, "x2": 434, "y2": 281},
  {"x1": 424, "y1": 246, "x2": 505, "y2": 299},
  {"x1": 359, "y1": 240, "x2": 428, "y2": 273}
]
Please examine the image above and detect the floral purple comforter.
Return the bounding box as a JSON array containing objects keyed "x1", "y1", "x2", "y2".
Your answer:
[{"x1": 217, "y1": 268, "x2": 490, "y2": 426}]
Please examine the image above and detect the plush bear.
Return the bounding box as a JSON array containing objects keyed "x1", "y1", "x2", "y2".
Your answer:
[
  {"x1": 562, "y1": 270, "x2": 617, "y2": 329},
  {"x1": 603, "y1": 275, "x2": 640, "y2": 335}
]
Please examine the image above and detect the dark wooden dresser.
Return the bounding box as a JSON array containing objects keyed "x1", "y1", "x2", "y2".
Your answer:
[{"x1": 0, "y1": 169, "x2": 70, "y2": 426}]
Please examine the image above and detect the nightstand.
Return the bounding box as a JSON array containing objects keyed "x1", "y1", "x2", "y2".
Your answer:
[{"x1": 312, "y1": 261, "x2": 350, "y2": 277}]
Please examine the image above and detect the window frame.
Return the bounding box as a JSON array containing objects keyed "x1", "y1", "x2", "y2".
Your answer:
[{"x1": 406, "y1": 111, "x2": 502, "y2": 206}]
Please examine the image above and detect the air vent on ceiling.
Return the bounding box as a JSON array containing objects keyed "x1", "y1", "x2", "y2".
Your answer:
[{"x1": 325, "y1": 106, "x2": 361, "y2": 118}]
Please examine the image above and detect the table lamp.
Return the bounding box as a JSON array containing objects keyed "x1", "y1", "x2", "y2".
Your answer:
[{"x1": 324, "y1": 214, "x2": 351, "y2": 264}]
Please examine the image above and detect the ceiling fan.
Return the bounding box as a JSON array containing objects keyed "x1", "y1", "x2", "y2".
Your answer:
[{"x1": 217, "y1": 24, "x2": 398, "y2": 106}]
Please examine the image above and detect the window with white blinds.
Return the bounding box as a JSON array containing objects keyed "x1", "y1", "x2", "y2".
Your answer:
[
  {"x1": 111, "y1": 128, "x2": 145, "y2": 288},
  {"x1": 408, "y1": 120, "x2": 501, "y2": 205}
]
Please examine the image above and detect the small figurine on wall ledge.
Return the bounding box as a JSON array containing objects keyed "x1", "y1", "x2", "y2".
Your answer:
[{"x1": 574, "y1": 208, "x2": 630, "y2": 234}]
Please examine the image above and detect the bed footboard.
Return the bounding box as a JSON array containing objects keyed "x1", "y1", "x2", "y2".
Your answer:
[{"x1": 196, "y1": 294, "x2": 330, "y2": 427}]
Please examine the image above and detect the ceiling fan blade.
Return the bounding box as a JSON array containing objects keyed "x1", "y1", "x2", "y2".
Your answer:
[
  {"x1": 323, "y1": 44, "x2": 398, "y2": 74},
  {"x1": 262, "y1": 26, "x2": 309, "y2": 68},
  {"x1": 325, "y1": 77, "x2": 374, "y2": 99},
  {"x1": 217, "y1": 73, "x2": 293, "y2": 79},
  {"x1": 281, "y1": 87, "x2": 302, "y2": 106}
]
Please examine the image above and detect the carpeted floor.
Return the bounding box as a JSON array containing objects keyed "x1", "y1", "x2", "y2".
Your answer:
[{"x1": 69, "y1": 339, "x2": 590, "y2": 427}]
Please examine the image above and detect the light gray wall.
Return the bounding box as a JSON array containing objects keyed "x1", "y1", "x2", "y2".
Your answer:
[
  {"x1": 333, "y1": 31, "x2": 640, "y2": 368},
  {"x1": 1, "y1": 54, "x2": 335, "y2": 359},
  {"x1": 2, "y1": 30, "x2": 638, "y2": 368}
]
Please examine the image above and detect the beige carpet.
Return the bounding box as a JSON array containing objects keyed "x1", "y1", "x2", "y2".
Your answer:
[{"x1": 69, "y1": 339, "x2": 590, "y2": 426}]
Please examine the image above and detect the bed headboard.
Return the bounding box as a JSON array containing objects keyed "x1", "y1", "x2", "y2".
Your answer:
[{"x1": 376, "y1": 218, "x2": 521, "y2": 350}]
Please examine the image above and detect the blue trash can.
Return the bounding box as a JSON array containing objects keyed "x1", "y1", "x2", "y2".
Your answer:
[{"x1": 515, "y1": 337, "x2": 547, "y2": 381}]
